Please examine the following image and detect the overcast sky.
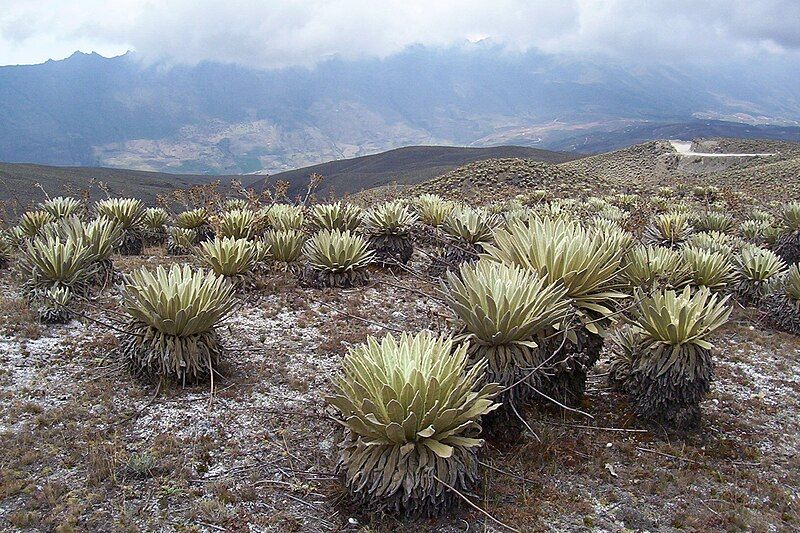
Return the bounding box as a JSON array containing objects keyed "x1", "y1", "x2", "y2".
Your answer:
[{"x1": 1, "y1": 0, "x2": 799, "y2": 68}]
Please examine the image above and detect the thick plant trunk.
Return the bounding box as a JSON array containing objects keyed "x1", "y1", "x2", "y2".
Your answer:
[
  {"x1": 297, "y1": 265, "x2": 370, "y2": 289},
  {"x1": 143, "y1": 228, "x2": 167, "y2": 247},
  {"x1": 762, "y1": 293, "x2": 800, "y2": 335},
  {"x1": 427, "y1": 242, "x2": 482, "y2": 278},
  {"x1": 122, "y1": 323, "x2": 224, "y2": 385},
  {"x1": 775, "y1": 231, "x2": 800, "y2": 265},
  {"x1": 118, "y1": 229, "x2": 144, "y2": 256},
  {"x1": 338, "y1": 434, "x2": 481, "y2": 517},
  {"x1": 630, "y1": 347, "x2": 713, "y2": 430},
  {"x1": 368, "y1": 234, "x2": 413, "y2": 267},
  {"x1": 537, "y1": 330, "x2": 604, "y2": 408},
  {"x1": 193, "y1": 223, "x2": 215, "y2": 243}
]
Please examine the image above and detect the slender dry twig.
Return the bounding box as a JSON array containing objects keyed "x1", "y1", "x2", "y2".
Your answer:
[
  {"x1": 509, "y1": 400, "x2": 540, "y2": 442},
  {"x1": 71, "y1": 291, "x2": 131, "y2": 320},
  {"x1": 195, "y1": 522, "x2": 226, "y2": 532},
  {"x1": 635, "y1": 446, "x2": 704, "y2": 465},
  {"x1": 380, "y1": 277, "x2": 446, "y2": 303},
  {"x1": 532, "y1": 419, "x2": 647, "y2": 433},
  {"x1": 384, "y1": 256, "x2": 442, "y2": 284},
  {"x1": 432, "y1": 475, "x2": 520, "y2": 533},
  {"x1": 109, "y1": 380, "x2": 162, "y2": 427},
  {"x1": 498, "y1": 317, "x2": 572, "y2": 395},
  {"x1": 34, "y1": 182, "x2": 51, "y2": 202},
  {"x1": 700, "y1": 499, "x2": 722, "y2": 517},
  {"x1": 526, "y1": 383, "x2": 595, "y2": 420},
  {"x1": 37, "y1": 289, "x2": 144, "y2": 337},
  {"x1": 477, "y1": 461, "x2": 534, "y2": 485},
  {"x1": 318, "y1": 300, "x2": 404, "y2": 333}
]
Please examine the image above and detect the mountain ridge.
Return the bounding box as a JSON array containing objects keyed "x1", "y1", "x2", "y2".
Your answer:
[{"x1": 2, "y1": 49, "x2": 800, "y2": 174}]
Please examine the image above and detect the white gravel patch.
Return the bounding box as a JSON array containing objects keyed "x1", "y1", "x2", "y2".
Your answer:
[{"x1": 670, "y1": 139, "x2": 776, "y2": 157}]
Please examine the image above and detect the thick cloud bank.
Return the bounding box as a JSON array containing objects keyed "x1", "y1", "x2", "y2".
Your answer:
[{"x1": 1, "y1": 0, "x2": 800, "y2": 67}]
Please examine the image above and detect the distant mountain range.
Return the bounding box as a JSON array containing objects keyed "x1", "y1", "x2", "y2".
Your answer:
[{"x1": 2, "y1": 48, "x2": 800, "y2": 174}]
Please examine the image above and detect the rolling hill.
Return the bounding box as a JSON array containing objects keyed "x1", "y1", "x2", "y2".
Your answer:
[
  {"x1": 0, "y1": 145, "x2": 577, "y2": 207},
  {"x1": 0, "y1": 162, "x2": 259, "y2": 208},
  {"x1": 249, "y1": 145, "x2": 580, "y2": 198},
  {"x1": 4, "y1": 137, "x2": 797, "y2": 210},
  {"x1": 697, "y1": 151, "x2": 800, "y2": 202},
  {"x1": 517, "y1": 120, "x2": 800, "y2": 154},
  {"x1": 559, "y1": 141, "x2": 676, "y2": 192},
  {"x1": 406, "y1": 158, "x2": 590, "y2": 203},
  {"x1": 404, "y1": 138, "x2": 800, "y2": 204}
]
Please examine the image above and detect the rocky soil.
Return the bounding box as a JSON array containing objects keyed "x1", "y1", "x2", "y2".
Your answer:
[{"x1": 0, "y1": 248, "x2": 798, "y2": 532}]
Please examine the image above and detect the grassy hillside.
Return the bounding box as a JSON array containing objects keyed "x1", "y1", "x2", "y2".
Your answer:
[
  {"x1": 696, "y1": 156, "x2": 800, "y2": 201},
  {"x1": 559, "y1": 140, "x2": 675, "y2": 192},
  {"x1": 558, "y1": 138, "x2": 800, "y2": 201},
  {"x1": 0, "y1": 162, "x2": 263, "y2": 208},
  {"x1": 0, "y1": 145, "x2": 578, "y2": 208},
  {"x1": 401, "y1": 141, "x2": 674, "y2": 203},
  {"x1": 540, "y1": 120, "x2": 800, "y2": 153},
  {"x1": 4, "y1": 137, "x2": 795, "y2": 211},
  {"x1": 405, "y1": 158, "x2": 591, "y2": 203},
  {"x1": 250, "y1": 145, "x2": 580, "y2": 199},
  {"x1": 399, "y1": 138, "x2": 800, "y2": 204},
  {"x1": 691, "y1": 137, "x2": 800, "y2": 156}
]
